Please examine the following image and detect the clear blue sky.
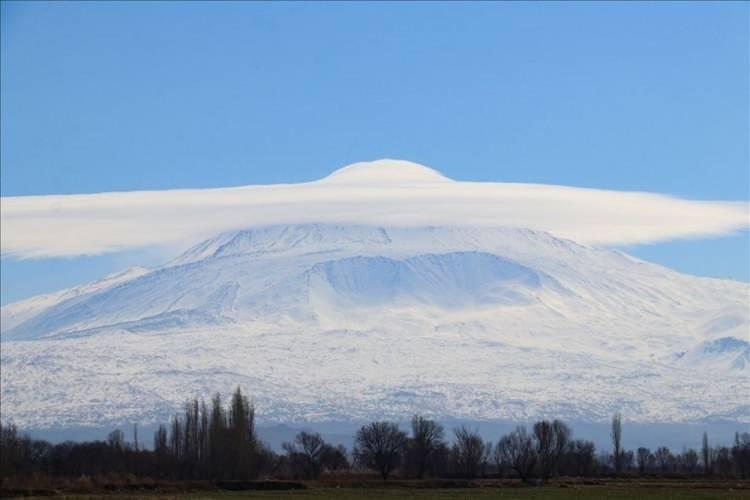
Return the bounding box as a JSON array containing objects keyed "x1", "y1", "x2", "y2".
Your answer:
[{"x1": 1, "y1": 1, "x2": 748, "y2": 303}]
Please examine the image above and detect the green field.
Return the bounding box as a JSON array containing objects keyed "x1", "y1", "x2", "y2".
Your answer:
[
  {"x1": 202, "y1": 488, "x2": 749, "y2": 499},
  {"x1": 23, "y1": 487, "x2": 749, "y2": 500}
]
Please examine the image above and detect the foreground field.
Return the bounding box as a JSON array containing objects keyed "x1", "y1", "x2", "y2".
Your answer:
[
  {"x1": 8, "y1": 482, "x2": 750, "y2": 500},
  {"x1": 195, "y1": 487, "x2": 750, "y2": 500}
]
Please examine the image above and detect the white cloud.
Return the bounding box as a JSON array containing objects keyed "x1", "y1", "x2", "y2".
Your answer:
[{"x1": 1, "y1": 160, "x2": 748, "y2": 259}]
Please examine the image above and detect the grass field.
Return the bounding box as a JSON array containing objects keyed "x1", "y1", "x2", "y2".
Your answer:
[
  {"x1": 6, "y1": 479, "x2": 750, "y2": 499},
  {"x1": 16, "y1": 486, "x2": 750, "y2": 500},
  {"x1": 194, "y1": 487, "x2": 750, "y2": 499}
]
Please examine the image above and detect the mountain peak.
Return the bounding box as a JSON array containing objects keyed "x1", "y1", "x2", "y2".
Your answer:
[
  {"x1": 2, "y1": 222, "x2": 748, "y2": 427},
  {"x1": 320, "y1": 159, "x2": 453, "y2": 185}
]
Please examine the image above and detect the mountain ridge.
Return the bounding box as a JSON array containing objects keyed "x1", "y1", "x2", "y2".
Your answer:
[{"x1": 1, "y1": 223, "x2": 747, "y2": 428}]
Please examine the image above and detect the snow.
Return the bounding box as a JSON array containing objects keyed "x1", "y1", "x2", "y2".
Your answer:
[
  {"x1": 319, "y1": 159, "x2": 453, "y2": 184},
  {"x1": 1, "y1": 223, "x2": 748, "y2": 429},
  {"x1": 0, "y1": 266, "x2": 151, "y2": 333}
]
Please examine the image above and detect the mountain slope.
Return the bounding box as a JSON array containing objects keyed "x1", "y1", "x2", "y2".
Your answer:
[{"x1": 1, "y1": 224, "x2": 748, "y2": 428}]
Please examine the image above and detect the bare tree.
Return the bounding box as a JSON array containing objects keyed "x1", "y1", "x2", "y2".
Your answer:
[
  {"x1": 533, "y1": 419, "x2": 570, "y2": 480},
  {"x1": 353, "y1": 421, "x2": 407, "y2": 480},
  {"x1": 702, "y1": 432, "x2": 711, "y2": 476},
  {"x1": 198, "y1": 400, "x2": 209, "y2": 472},
  {"x1": 481, "y1": 440, "x2": 494, "y2": 477},
  {"x1": 452, "y1": 426, "x2": 486, "y2": 478},
  {"x1": 108, "y1": 429, "x2": 125, "y2": 451},
  {"x1": 133, "y1": 423, "x2": 139, "y2": 453},
  {"x1": 611, "y1": 413, "x2": 622, "y2": 475},
  {"x1": 636, "y1": 447, "x2": 651, "y2": 476},
  {"x1": 496, "y1": 426, "x2": 537, "y2": 483},
  {"x1": 682, "y1": 448, "x2": 699, "y2": 475},
  {"x1": 621, "y1": 449, "x2": 635, "y2": 472},
  {"x1": 409, "y1": 415, "x2": 445, "y2": 479},
  {"x1": 655, "y1": 446, "x2": 672, "y2": 473},
  {"x1": 183, "y1": 399, "x2": 200, "y2": 471},
  {"x1": 732, "y1": 432, "x2": 750, "y2": 479},
  {"x1": 209, "y1": 393, "x2": 226, "y2": 477},
  {"x1": 283, "y1": 431, "x2": 326, "y2": 479},
  {"x1": 714, "y1": 446, "x2": 733, "y2": 477},
  {"x1": 227, "y1": 387, "x2": 257, "y2": 479},
  {"x1": 153, "y1": 424, "x2": 168, "y2": 471},
  {"x1": 492, "y1": 441, "x2": 506, "y2": 477},
  {"x1": 169, "y1": 417, "x2": 182, "y2": 460},
  {"x1": 561, "y1": 439, "x2": 596, "y2": 477},
  {"x1": 321, "y1": 444, "x2": 350, "y2": 472}
]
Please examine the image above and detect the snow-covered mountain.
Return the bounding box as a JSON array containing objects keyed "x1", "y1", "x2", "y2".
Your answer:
[{"x1": 2, "y1": 219, "x2": 748, "y2": 429}]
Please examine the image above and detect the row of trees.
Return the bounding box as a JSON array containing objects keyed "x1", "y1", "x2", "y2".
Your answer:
[
  {"x1": 153, "y1": 388, "x2": 259, "y2": 479},
  {"x1": 2, "y1": 390, "x2": 749, "y2": 482}
]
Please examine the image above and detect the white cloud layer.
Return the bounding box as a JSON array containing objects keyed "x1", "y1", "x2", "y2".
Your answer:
[{"x1": 2, "y1": 160, "x2": 748, "y2": 259}]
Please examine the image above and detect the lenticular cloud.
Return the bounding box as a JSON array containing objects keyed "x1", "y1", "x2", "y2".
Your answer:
[{"x1": 1, "y1": 159, "x2": 748, "y2": 258}]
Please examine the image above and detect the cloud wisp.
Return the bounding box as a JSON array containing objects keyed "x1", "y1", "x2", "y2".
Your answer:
[{"x1": 1, "y1": 160, "x2": 748, "y2": 259}]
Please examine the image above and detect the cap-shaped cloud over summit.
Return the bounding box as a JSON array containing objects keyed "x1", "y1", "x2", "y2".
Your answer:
[{"x1": 1, "y1": 159, "x2": 748, "y2": 258}]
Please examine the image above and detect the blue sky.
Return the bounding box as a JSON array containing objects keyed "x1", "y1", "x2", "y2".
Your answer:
[{"x1": 1, "y1": 1, "x2": 748, "y2": 304}]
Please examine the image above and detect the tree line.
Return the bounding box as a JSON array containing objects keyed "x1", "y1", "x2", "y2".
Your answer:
[{"x1": 2, "y1": 389, "x2": 749, "y2": 483}]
